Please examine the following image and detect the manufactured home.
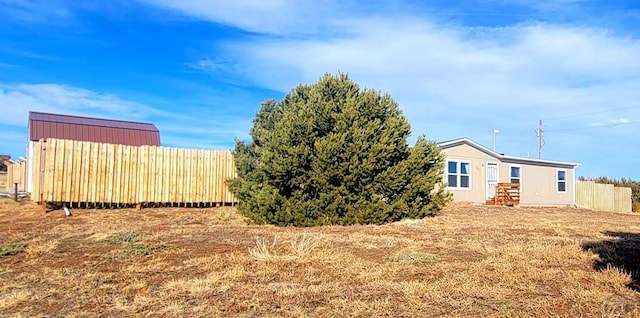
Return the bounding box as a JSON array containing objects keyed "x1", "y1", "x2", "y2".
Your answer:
[{"x1": 438, "y1": 138, "x2": 580, "y2": 206}]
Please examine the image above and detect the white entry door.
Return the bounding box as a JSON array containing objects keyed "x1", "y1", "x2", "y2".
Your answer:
[{"x1": 486, "y1": 162, "x2": 499, "y2": 199}]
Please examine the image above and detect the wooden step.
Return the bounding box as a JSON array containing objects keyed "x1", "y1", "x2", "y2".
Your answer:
[{"x1": 487, "y1": 183, "x2": 521, "y2": 206}]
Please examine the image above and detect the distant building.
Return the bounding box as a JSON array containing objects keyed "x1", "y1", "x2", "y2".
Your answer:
[
  {"x1": 27, "y1": 111, "x2": 161, "y2": 192},
  {"x1": 0, "y1": 155, "x2": 10, "y2": 172}
]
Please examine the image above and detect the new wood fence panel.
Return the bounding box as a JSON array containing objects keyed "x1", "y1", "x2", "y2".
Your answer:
[
  {"x1": 106, "y1": 143, "x2": 115, "y2": 203},
  {"x1": 113, "y1": 144, "x2": 122, "y2": 203},
  {"x1": 201, "y1": 150, "x2": 208, "y2": 203},
  {"x1": 33, "y1": 138, "x2": 237, "y2": 205},
  {"x1": 576, "y1": 181, "x2": 632, "y2": 213},
  {"x1": 178, "y1": 148, "x2": 184, "y2": 202},
  {"x1": 79, "y1": 141, "x2": 89, "y2": 203},
  {"x1": 52, "y1": 139, "x2": 63, "y2": 202},
  {"x1": 129, "y1": 145, "x2": 136, "y2": 203},
  {"x1": 200, "y1": 150, "x2": 207, "y2": 202},
  {"x1": 137, "y1": 145, "x2": 147, "y2": 203},
  {"x1": 46, "y1": 139, "x2": 59, "y2": 202},
  {"x1": 5, "y1": 158, "x2": 27, "y2": 192},
  {"x1": 204, "y1": 150, "x2": 212, "y2": 203},
  {"x1": 226, "y1": 151, "x2": 234, "y2": 203},
  {"x1": 115, "y1": 144, "x2": 124, "y2": 203},
  {"x1": 614, "y1": 187, "x2": 632, "y2": 213},
  {"x1": 131, "y1": 146, "x2": 140, "y2": 204},
  {"x1": 61, "y1": 141, "x2": 68, "y2": 201},
  {"x1": 167, "y1": 148, "x2": 174, "y2": 203},
  {"x1": 185, "y1": 149, "x2": 192, "y2": 203},
  {"x1": 149, "y1": 146, "x2": 156, "y2": 202},
  {"x1": 96, "y1": 142, "x2": 106, "y2": 203},
  {"x1": 63, "y1": 140, "x2": 73, "y2": 203},
  {"x1": 63, "y1": 140, "x2": 71, "y2": 202},
  {"x1": 217, "y1": 151, "x2": 223, "y2": 203},
  {"x1": 119, "y1": 144, "x2": 129, "y2": 204},
  {"x1": 32, "y1": 140, "x2": 43, "y2": 201},
  {"x1": 220, "y1": 150, "x2": 227, "y2": 203},
  {"x1": 156, "y1": 146, "x2": 164, "y2": 202},
  {"x1": 147, "y1": 146, "x2": 158, "y2": 202},
  {"x1": 154, "y1": 146, "x2": 163, "y2": 203},
  {"x1": 71, "y1": 141, "x2": 81, "y2": 203},
  {"x1": 88, "y1": 141, "x2": 98, "y2": 203},
  {"x1": 192, "y1": 149, "x2": 198, "y2": 203},
  {"x1": 38, "y1": 140, "x2": 46, "y2": 199},
  {"x1": 178, "y1": 148, "x2": 185, "y2": 203}
]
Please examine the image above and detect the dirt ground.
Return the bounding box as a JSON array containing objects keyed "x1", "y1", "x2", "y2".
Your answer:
[{"x1": 1, "y1": 199, "x2": 639, "y2": 317}]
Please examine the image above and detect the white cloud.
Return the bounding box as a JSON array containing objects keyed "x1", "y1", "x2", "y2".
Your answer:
[
  {"x1": 0, "y1": 83, "x2": 160, "y2": 127},
  {"x1": 588, "y1": 118, "x2": 632, "y2": 127},
  {"x1": 0, "y1": 0, "x2": 73, "y2": 24},
  {"x1": 167, "y1": 1, "x2": 640, "y2": 174},
  {"x1": 186, "y1": 58, "x2": 228, "y2": 73},
  {"x1": 138, "y1": 0, "x2": 349, "y2": 35},
  {"x1": 215, "y1": 20, "x2": 640, "y2": 129},
  {"x1": 156, "y1": 1, "x2": 640, "y2": 120},
  {"x1": 0, "y1": 83, "x2": 251, "y2": 155}
]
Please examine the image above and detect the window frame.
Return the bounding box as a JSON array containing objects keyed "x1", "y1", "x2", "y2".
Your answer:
[
  {"x1": 446, "y1": 160, "x2": 472, "y2": 190},
  {"x1": 509, "y1": 164, "x2": 521, "y2": 184},
  {"x1": 556, "y1": 169, "x2": 568, "y2": 194}
]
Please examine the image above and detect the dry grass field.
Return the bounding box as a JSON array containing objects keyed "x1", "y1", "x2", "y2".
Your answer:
[{"x1": 1, "y1": 199, "x2": 639, "y2": 317}]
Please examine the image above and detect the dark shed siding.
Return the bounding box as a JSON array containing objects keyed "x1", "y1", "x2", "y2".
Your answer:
[{"x1": 28, "y1": 112, "x2": 160, "y2": 146}]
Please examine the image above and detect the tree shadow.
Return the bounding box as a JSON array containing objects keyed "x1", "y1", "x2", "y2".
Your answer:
[{"x1": 582, "y1": 231, "x2": 640, "y2": 291}]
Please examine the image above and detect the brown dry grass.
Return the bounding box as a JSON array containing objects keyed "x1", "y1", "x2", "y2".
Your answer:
[{"x1": 1, "y1": 198, "x2": 639, "y2": 317}]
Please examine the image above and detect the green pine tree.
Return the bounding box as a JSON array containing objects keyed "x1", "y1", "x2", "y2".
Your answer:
[{"x1": 229, "y1": 73, "x2": 451, "y2": 226}]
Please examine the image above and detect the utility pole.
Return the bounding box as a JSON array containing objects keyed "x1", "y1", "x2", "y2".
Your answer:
[{"x1": 537, "y1": 119, "x2": 544, "y2": 159}]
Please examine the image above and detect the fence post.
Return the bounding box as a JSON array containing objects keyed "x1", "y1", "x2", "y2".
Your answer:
[{"x1": 14, "y1": 183, "x2": 18, "y2": 202}]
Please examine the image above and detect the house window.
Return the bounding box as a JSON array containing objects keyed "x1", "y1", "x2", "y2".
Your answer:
[
  {"x1": 510, "y1": 165, "x2": 521, "y2": 184},
  {"x1": 447, "y1": 160, "x2": 470, "y2": 189},
  {"x1": 557, "y1": 169, "x2": 567, "y2": 193}
]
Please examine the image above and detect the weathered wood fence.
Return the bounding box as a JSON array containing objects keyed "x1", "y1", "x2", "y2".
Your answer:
[
  {"x1": 32, "y1": 138, "x2": 237, "y2": 207},
  {"x1": 4, "y1": 160, "x2": 27, "y2": 192},
  {"x1": 576, "y1": 181, "x2": 632, "y2": 213}
]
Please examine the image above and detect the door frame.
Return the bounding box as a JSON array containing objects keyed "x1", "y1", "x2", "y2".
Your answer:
[{"x1": 485, "y1": 161, "x2": 500, "y2": 200}]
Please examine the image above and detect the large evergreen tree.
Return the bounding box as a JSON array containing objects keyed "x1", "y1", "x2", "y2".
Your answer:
[{"x1": 229, "y1": 73, "x2": 451, "y2": 226}]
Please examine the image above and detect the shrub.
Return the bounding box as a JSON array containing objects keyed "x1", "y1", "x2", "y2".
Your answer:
[
  {"x1": 0, "y1": 243, "x2": 26, "y2": 256},
  {"x1": 229, "y1": 73, "x2": 451, "y2": 226},
  {"x1": 109, "y1": 232, "x2": 146, "y2": 244}
]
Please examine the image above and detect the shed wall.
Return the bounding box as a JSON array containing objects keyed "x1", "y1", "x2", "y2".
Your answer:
[{"x1": 29, "y1": 120, "x2": 160, "y2": 146}]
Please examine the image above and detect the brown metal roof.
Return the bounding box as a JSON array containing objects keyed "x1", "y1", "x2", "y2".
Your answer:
[{"x1": 28, "y1": 112, "x2": 160, "y2": 146}]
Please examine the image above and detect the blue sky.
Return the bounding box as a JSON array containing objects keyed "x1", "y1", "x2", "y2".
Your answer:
[{"x1": 1, "y1": 0, "x2": 639, "y2": 179}]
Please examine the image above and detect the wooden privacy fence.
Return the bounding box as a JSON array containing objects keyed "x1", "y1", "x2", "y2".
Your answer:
[
  {"x1": 32, "y1": 138, "x2": 237, "y2": 208},
  {"x1": 576, "y1": 181, "x2": 632, "y2": 213},
  {"x1": 5, "y1": 160, "x2": 27, "y2": 192}
]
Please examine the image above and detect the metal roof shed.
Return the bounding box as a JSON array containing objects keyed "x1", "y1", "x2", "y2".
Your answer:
[{"x1": 28, "y1": 112, "x2": 160, "y2": 146}]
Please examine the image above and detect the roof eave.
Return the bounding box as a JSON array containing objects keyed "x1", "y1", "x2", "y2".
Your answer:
[{"x1": 437, "y1": 137, "x2": 581, "y2": 168}]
